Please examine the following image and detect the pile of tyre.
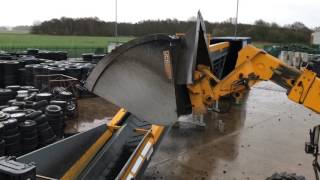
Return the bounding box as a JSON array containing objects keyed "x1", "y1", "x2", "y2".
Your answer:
[
  {"x1": 0, "y1": 56, "x2": 45, "y2": 88},
  {"x1": 2, "y1": 49, "x2": 68, "y2": 61},
  {"x1": 82, "y1": 53, "x2": 105, "y2": 64},
  {"x1": 0, "y1": 85, "x2": 77, "y2": 156},
  {"x1": 0, "y1": 58, "x2": 96, "y2": 89}
]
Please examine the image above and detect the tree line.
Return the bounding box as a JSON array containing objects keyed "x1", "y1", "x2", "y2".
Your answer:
[{"x1": 31, "y1": 17, "x2": 312, "y2": 43}]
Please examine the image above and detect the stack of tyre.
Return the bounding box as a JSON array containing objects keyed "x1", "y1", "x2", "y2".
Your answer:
[
  {"x1": 3, "y1": 119, "x2": 21, "y2": 156},
  {"x1": 35, "y1": 93, "x2": 52, "y2": 112},
  {"x1": 1, "y1": 56, "x2": 97, "y2": 97},
  {"x1": 19, "y1": 120, "x2": 38, "y2": 154},
  {"x1": 37, "y1": 51, "x2": 68, "y2": 61},
  {"x1": 0, "y1": 123, "x2": 5, "y2": 156},
  {"x1": 3, "y1": 61, "x2": 19, "y2": 86},
  {"x1": 0, "y1": 84, "x2": 77, "y2": 156},
  {"x1": 0, "y1": 89, "x2": 16, "y2": 106},
  {"x1": 26, "y1": 111, "x2": 56, "y2": 148},
  {"x1": 59, "y1": 91, "x2": 77, "y2": 119},
  {"x1": 0, "y1": 58, "x2": 46, "y2": 88},
  {"x1": 21, "y1": 61, "x2": 95, "y2": 91},
  {"x1": 45, "y1": 105, "x2": 64, "y2": 139},
  {"x1": 82, "y1": 53, "x2": 105, "y2": 64}
]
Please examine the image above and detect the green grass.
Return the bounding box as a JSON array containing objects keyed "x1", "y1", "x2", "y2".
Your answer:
[
  {"x1": 0, "y1": 33, "x2": 134, "y2": 57},
  {"x1": 0, "y1": 33, "x2": 133, "y2": 48},
  {"x1": 0, "y1": 33, "x2": 276, "y2": 57}
]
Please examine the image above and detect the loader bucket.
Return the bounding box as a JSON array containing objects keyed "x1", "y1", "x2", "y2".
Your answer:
[{"x1": 86, "y1": 12, "x2": 212, "y2": 125}]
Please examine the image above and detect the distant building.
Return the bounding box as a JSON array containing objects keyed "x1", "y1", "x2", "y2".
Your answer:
[{"x1": 312, "y1": 31, "x2": 320, "y2": 45}]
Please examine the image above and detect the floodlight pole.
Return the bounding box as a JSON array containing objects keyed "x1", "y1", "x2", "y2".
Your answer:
[
  {"x1": 115, "y1": 0, "x2": 118, "y2": 40},
  {"x1": 234, "y1": 0, "x2": 239, "y2": 39}
]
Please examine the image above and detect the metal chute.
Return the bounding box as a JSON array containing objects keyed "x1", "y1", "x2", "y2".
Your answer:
[{"x1": 86, "y1": 12, "x2": 211, "y2": 126}]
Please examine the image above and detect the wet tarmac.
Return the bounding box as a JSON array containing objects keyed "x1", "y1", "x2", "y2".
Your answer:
[{"x1": 142, "y1": 82, "x2": 319, "y2": 180}]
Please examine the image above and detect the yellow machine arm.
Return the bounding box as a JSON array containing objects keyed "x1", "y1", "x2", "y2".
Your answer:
[{"x1": 188, "y1": 44, "x2": 320, "y2": 115}]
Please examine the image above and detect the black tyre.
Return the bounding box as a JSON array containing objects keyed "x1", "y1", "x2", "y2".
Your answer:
[
  {"x1": 21, "y1": 136, "x2": 38, "y2": 145},
  {"x1": 0, "y1": 88, "x2": 16, "y2": 102},
  {"x1": 21, "y1": 129, "x2": 37, "y2": 138},
  {"x1": 24, "y1": 101, "x2": 37, "y2": 109},
  {"x1": 39, "y1": 127, "x2": 55, "y2": 140},
  {"x1": 1, "y1": 106, "x2": 19, "y2": 113},
  {"x1": 66, "y1": 67, "x2": 82, "y2": 80},
  {"x1": 35, "y1": 100, "x2": 48, "y2": 111},
  {"x1": 2, "y1": 62, "x2": 18, "y2": 88},
  {"x1": 24, "y1": 92, "x2": 37, "y2": 101},
  {"x1": 47, "y1": 67, "x2": 66, "y2": 75},
  {"x1": 66, "y1": 101, "x2": 77, "y2": 116},
  {"x1": 0, "y1": 140, "x2": 5, "y2": 156},
  {"x1": 82, "y1": 53, "x2": 93, "y2": 61},
  {"x1": 28, "y1": 89, "x2": 39, "y2": 93},
  {"x1": 35, "y1": 93, "x2": 52, "y2": 102},
  {"x1": 0, "y1": 123, "x2": 4, "y2": 138},
  {"x1": 11, "y1": 101, "x2": 26, "y2": 108},
  {"x1": 0, "y1": 112, "x2": 10, "y2": 121},
  {"x1": 20, "y1": 86, "x2": 35, "y2": 90},
  {"x1": 6, "y1": 99, "x2": 17, "y2": 106},
  {"x1": 19, "y1": 120, "x2": 37, "y2": 132},
  {"x1": 0, "y1": 88, "x2": 15, "y2": 96},
  {"x1": 10, "y1": 112, "x2": 26, "y2": 122},
  {"x1": 0, "y1": 105, "x2": 9, "y2": 110},
  {"x1": 46, "y1": 111, "x2": 64, "y2": 118},
  {"x1": 0, "y1": 139, "x2": 4, "y2": 149},
  {"x1": 50, "y1": 100, "x2": 67, "y2": 111},
  {"x1": 5, "y1": 142, "x2": 21, "y2": 156},
  {"x1": 16, "y1": 94, "x2": 27, "y2": 101},
  {"x1": 45, "y1": 105, "x2": 62, "y2": 114},
  {"x1": 4, "y1": 133, "x2": 20, "y2": 144},
  {"x1": 2, "y1": 118, "x2": 18, "y2": 129},
  {"x1": 33, "y1": 114, "x2": 47, "y2": 125},
  {"x1": 23, "y1": 109, "x2": 35, "y2": 115},
  {"x1": 5, "y1": 85, "x2": 20, "y2": 92},
  {"x1": 47, "y1": 117, "x2": 64, "y2": 123},
  {"x1": 37, "y1": 121, "x2": 50, "y2": 131},
  {"x1": 4, "y1": 127, "x2": 19, "y2": 136},
  {"x1": 58, "y1": 91, "x2": 73, "y2": 100},
  {"x1": 25, "y1": 110, "x2": 42, "y2": 119}
]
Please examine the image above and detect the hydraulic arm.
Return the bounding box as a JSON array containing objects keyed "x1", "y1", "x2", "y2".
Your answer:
[{"x1": 188, "y1": 45, "x2": 320, "y2": 115}]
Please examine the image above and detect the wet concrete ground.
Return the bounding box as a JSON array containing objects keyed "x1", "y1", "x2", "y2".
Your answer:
[
  {"x1": 65, "y1": 97, "x2": 119, "y2": 133},
  {"x1": 142, "y1": 82, "x2": 319, "y2": 180},
  {"x1": 69, "y1": 82, "x2": 319, "y2": 179}
]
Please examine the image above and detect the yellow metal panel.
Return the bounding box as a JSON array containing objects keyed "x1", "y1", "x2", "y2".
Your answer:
[
  {"x1": 187, "y1": 71, "x2": 207, "y2": 114},
  {"x1": 188, "y1": 45, "x2": 289, "y2": 114},
  {"x1": 288, "y1": 70, "x2": 316, "y2": 103},
  {"x1": 150, "y1": 125, "x2": 165, "y2": 143},
  {"x1": 109, "y1": 108, "x2": 127, "y2": 126},
  {"x1": 121, "y1": 125, "x2": 164, "y2": 179},
  {"x1": 61, "y1": 108, "x2": 127, "y2": 180},
  {"x1": 303, "y1": 78, "x2": 320, "y2": 113}
]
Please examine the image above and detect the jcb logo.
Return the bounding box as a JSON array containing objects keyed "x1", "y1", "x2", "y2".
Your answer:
[{"x1": 163, "y1": 50, "x2": 172, "y2": 80}]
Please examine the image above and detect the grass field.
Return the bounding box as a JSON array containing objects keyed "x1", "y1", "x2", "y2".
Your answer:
[
  {"x1": 0, "y1": 33, "x2": 133, "y2": 48},
  {"x1": 0, "y1": 33, "x2": 134, "y2": 57},
  {"x1": 0, "y1": 33, "x2": 274, "y2": 57},
  {"x1": 0, "y1": 33, "x2": 274, "y2": 48}
]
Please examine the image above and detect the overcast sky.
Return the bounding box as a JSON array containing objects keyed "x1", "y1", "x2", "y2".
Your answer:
[{"x1": 1, "y1": 0, "x2": 319, "y2": 28}]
